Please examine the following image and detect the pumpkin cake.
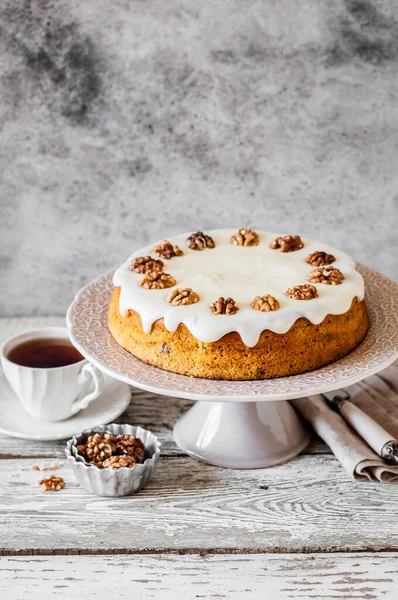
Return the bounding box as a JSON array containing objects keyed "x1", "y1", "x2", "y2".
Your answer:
[{"x1": 108, "y1": 229, "x2": 368, "y2": 380}]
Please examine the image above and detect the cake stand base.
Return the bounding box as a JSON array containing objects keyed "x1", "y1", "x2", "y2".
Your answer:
[{"x1": 173, "y1": 399, "x2": 311, "y2": 469}]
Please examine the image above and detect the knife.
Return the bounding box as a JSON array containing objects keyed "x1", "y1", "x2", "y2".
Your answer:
[{"x1": 322, "y1": 390, "x2": 398, "y2": 465}]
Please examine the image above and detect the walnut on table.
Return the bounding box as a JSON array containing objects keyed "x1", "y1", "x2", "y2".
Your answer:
[
  {"x1": 251, "y1": 294, "x2": 280, "y2": 312},
  {"x1": 153, "y1": 240, "x2": 183, "y2": 259},
  {"x1": 286, "y1": 284, "x2": 318, "y2": 300},
  {"x1": 39, "y1": 475, "x2": 65, "y2": 492},
  {"x1": 230, "y1": 228, "x2": 259, "y2": 246},
  {"x1": 167, "y1": 288, "x2": 200, "y2": 306},
  {"x1": 32, "y1": 462, "x2": 60, "y2": 471},
  {"x1": 186, "y1": 231, "x2": 215, "y2": 251},
  {"x1": 305, "y1": 250, "x2": 336, "y2": 267},
  {"x1": 307, "y1": 266, "x2": 344, "y2": 285},
  {"x1": 270, "y1": 235, "x2": 304, "y2": 252},
  {"x1": 140, "y1": 271, "x2": 176, "y2": 289},
  {"x1": 210, "y1": 297, "x2": 239, "y2": 315},
  {"x1": 130, "y1": 256, "x2": 164, "y2": 274}
]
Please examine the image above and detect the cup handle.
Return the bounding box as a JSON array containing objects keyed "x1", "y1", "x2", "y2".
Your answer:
[{"x1": 71, "y1": 363, "x2": 104, "y2": 415}]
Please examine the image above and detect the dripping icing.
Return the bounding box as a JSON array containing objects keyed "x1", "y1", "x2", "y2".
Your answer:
[{"x1": 113, "y1": 230, "x2": 365, "y2": 347}]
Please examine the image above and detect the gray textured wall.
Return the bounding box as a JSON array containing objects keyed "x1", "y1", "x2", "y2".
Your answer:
[{"x1": 1, "y1": 0, "x2": 397, "y2": 316}]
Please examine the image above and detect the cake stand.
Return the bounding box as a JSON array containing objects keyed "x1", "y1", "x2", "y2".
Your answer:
[{"x1": 66, "y1": 265, "x2": 398, "y2": 469}]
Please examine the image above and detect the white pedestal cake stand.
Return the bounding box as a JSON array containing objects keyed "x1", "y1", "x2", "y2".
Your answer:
[{"x1": 66, "y1": 265, "x2": 398, "y2": 469}]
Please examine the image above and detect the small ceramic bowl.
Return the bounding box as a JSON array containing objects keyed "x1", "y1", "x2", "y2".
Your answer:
[{"x1": 65, "y1": 423, "x2": 161, "y2": 497}]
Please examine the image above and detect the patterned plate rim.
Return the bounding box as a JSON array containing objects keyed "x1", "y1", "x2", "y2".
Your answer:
[{"x1": 66, "y1": 264, "x2": 398, "y2": 402}]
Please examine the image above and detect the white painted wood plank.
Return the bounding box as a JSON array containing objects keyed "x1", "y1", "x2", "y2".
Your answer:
[
  {"x1": 0, "y1": 553, "x2": 396, "y2": 600},
  {"x1": 0, "y1": 456, "x2": 397, "y2": 553}
]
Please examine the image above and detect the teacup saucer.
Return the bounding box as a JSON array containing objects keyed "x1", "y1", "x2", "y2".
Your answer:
[{"x1": 0, "y1": 372, "x2": 131, "y2": 441}]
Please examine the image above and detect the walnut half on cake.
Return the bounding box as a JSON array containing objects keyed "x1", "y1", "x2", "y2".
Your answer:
[{"x1": 108, "y1": 229, "x2": 368, "y2": 380}]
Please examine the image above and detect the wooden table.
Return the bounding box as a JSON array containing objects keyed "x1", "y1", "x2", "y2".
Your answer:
[{"x1": 1, "y1": 317, "x2": 397, "y2": 599}]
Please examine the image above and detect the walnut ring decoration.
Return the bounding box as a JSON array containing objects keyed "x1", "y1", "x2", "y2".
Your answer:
[
  {"x1": 307, "y1": 266, "x2": 344, "y2": 285},
  {"x1": 270, "y1": 235, "x2": 304, "y2": 252},
  {"x1": 130, "y1": 256, "x2": 164, "y2": 274},
  {"x1": 231, "y1": 228, "x2": 259, "y2": 246},
  {"x1": 167, "y1": 288, "x2": 200, "y2": 306},
  {"x1": 140, "y1": 271, "x2": 176, "y2": 289},
  {"x1": 153, "y1": 240, "x2": 183, "y2": 260},
  {"x1": 306, "y1": 251, "x2": 336, "y2": 267},
  {"x1": 251, "y1": 294, "x2": 280, "y2": 312},
  {"x1": 210, "y1": 297, "x2": 239, "y2": 315},
  {"x1": 187, "y1": 231, "x2": 215, "y2": 251},
  {"x1": 286, "y1": 284, "x2": 318, "y2": 300}
]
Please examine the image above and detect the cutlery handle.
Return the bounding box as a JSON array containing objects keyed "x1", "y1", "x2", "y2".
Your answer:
[{"x1": 339, "y1": 401, "x2": 395, "y2": 456}]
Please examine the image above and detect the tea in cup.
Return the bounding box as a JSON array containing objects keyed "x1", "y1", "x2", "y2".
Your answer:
[{"x1": 0, "y1": 327, "x2": 104, "y2": 423}]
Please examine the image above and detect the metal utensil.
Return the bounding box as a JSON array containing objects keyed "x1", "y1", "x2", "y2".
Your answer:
[{"x1": 322, "y1": 390, "x2": 398, "y2": 465}]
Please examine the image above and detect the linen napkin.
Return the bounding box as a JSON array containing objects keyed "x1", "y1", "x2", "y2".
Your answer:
[{"x1": 292, "y1": 361, "x2": 398, "y2": 482}]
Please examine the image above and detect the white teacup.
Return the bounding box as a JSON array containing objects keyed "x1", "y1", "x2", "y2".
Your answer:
[{"x1": 0, "y1": 327, "x2": 104, "y2": 423}]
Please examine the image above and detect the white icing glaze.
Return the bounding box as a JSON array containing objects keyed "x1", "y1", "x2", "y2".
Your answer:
[{"x1": 113, "y1": 230, "x2": 365, "y2": 347}]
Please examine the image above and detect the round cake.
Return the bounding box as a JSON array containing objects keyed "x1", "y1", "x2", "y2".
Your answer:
[{"x1": 108, "y1": 229, "x2": 368, "y2": 380}]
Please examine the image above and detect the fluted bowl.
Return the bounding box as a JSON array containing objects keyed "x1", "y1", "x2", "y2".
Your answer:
[{"x1": 65, "y1": 423, "x2": 161, "y2": 496}]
